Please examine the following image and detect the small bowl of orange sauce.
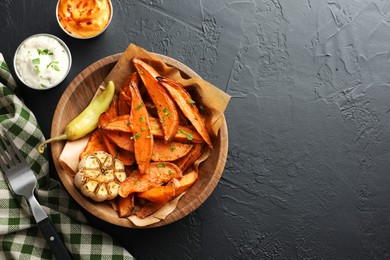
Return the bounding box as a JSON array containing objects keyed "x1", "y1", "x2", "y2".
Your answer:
[{"x1": 56, "y1": 0, "x2": 113, "y2": 39}]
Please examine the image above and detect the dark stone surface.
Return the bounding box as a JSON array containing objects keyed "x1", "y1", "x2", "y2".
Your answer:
[{"x1": 2, "y1": 0, "x2": 390, "y2": 259}]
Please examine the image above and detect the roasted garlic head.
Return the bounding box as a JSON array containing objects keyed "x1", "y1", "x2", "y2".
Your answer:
[{"x1": 74, "y1": 151, "x2": 127, "y2": 202}]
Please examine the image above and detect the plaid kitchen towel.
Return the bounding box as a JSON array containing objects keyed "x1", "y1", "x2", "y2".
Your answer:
[{"x1": 0, "y1": 53, "x2": 134, "y2": 260}]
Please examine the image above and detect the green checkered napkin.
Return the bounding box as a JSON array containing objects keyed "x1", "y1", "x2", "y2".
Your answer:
[{"x1": 0, "y1": 53, "x2": 134, "y2": 260}]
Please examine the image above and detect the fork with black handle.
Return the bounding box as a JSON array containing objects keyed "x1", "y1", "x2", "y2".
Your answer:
[{"x1": 0, "y1": 130, "x2": 72, "y2": 260}]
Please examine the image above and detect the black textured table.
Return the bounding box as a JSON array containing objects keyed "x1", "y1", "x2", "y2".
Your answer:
[{"x1": 2, "y1": 0, "x2": 390, "y2": 259}]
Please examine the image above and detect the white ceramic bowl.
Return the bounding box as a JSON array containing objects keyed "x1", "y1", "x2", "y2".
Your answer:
[
  {"x1": 56, "y1": 0, "x2": 113, "y2": 39},
  {"x1": 13, "y1": 33, "x2": 72, "y2": 90}
]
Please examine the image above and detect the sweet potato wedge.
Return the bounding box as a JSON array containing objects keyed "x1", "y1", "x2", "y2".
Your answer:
[
  {"x1": 117, "y1": 193, "x2": 134, "y2": 218},
  {"x1": 158, "y1": 77, "x2": 212, "y2": 147},
  {"x1": 101, "y1": 131, "x2": 118, "y2": 156},
  {"x1": 175, "y1": 169, "x2": 198, "y2": 195},
  {"x1": 103, "y1": 130, "x2": 134, "y2": 152},
  {"x1": 128, "y1": 73, "x2": 153, "y2": 174},
  {"x1": 98, "y1": 112, "x2": 114, "y2": 128},
  {"x1": 118, "y1": 86, "x2": 132, "y2": 116},
  {"x1": 137, "y1": 185, "x2": 176, "y2": 205},
  {"x1": 134, "y1": 171, "x2": 198, "y2": 218},
  {"x1": 174, "y1": 143, "x2": 203, "y2": 171},
  {"x1": 121, "y1": 74, "x2": 134, "y2": 97},
  {"x1": 151, "y1": 139, "x2": 193, "y2": 162},
  {"x1": 102, "y1": 115, "x2": 132, "y2": 132},
  {"x1": 101, "y1": 131, "x2": 135, "y2": 165},
  {"x1": 132, "y1": 58, "x2": 179, "y2": 142},
  {"x1": 149, "y1": 118, "x2": 204, "y2": 143},
  {"x1": 135, "y1": 201, "x2": 163, "y2": 219},
  {"x1": 102, "y1": 116, "x2": 204, "y2": 144},
  {"x1": 79, "y1": 130, "x2": 107, "y2": 160},
  {"x1": 106, "y1": 97, "x2": 118, "y2": 118},
  {"x1": 116, "y1": 148, "x2": 135, "y2": 166},
  {"x1": 119, "y1": 162, "x2": 182, "y2": 197}
]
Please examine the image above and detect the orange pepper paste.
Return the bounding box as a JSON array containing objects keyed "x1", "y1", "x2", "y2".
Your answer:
[{"x1": 57, "y1": 0, "x2": 112, "y2": 38}]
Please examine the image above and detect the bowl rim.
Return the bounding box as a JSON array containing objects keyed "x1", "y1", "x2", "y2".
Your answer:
[
  {"x1": 55, "y1": 0, "x2": 113, "y2": 40},
  {"x1": 50, "y1": 53, "x2": 229, "y2": 228},
  {"x1": 13, "y1": 33, "x2": 72, "y2": 90}
]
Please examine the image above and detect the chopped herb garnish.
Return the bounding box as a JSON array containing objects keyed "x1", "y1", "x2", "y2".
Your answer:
[
  {"x1": 139, "y1": 116, "x2": 145, "y2": 123},
  {"x1": 47, "y1": 61, "x2": 60, "y2": 71},
  {"x1": 40, "y1": 83, "x2": 46, "y2": 88},
  {"x1": 160, "y1": 118, "x2": 165, "y2": 123},
  {"x1": 188, "y1": 99, "x2": 196, "y2": 104},
  {"x1": 131, "y1": 133, "x2": 141, "y2": 139},
  {"x1": 141, "y1": 126, "x2": 146, "y2": 131},
  {"x1": 168, "y1": 170, "x2": 174, "y2": 175},
  {"x1": 170, "y1": 145, "x2": 175, "y2": 151},
  {"x1": 37, "y1": 48, "x2": 53, "y2": 55},
  {"x1": 34, "y1": 65, "x2": 40, "y2": 73},
  {"x1": 135, "y1": 102, "x2": 144, "y2": 110},
  {"x1": 180, "y1": 128, "x2": 193, "y2": 141},
  {"x1": 39, "y1": 49, "x2": 52, "y2": 55},
  {"x1": 199, "y1": 105, "x2": 205, "y2": 111},
  {"x1": 161, "y1": 107, "x2": 171, "y2": 118},
  {"x1": 146, "y1": 135, "x2": 152, "y2": 139},
  {"x1": 32, "y1": 58, "x2": 40, "y2": 64},
  {"x1": 150, "y1": 105, "x2": 156, "y2": 109},
  {"x1": 158, "y1": 163, "x2": 166, "y2": 168}
]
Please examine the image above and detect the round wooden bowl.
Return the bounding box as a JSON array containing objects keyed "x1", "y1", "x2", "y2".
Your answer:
[{"x1": 51, "y1": 53, "x2": 228, "y2": 228}]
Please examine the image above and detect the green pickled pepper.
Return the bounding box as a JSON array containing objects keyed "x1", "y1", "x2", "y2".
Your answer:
[{"x1": 38, "y1": 81, "x2": 115, "y2": 154}]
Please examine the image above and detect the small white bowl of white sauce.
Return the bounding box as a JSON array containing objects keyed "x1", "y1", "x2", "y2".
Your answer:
[{"x1": 13, "y1": 33, "x2": 72, "y2": 90}]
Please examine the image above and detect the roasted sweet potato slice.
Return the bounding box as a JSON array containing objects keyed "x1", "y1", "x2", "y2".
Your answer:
[
  {"x1": 101, "y1": 131, "x2": 135, "y2": 165},
  {"x1": 79, "y1": 130, "x2": 107, "y2": 160},
  {"x1": 151, "y1": 139, "x2": 193, "y2": 162},
  {"x1": 174, "y1": 143, "x2": 203, "y2": 171},
  {"x1": 135, "y1": 171, "x2": 198, "y2": 218},
  {"x1": 106, "y1": 97, "x2": 118, "y2": 118},
  {"x1": 101, "y1": 131, "x2": 118, "y2": 156},
  {"x1": 117, "y1": 193, "x2": 134, "y2": 218},
  {"x1": 103, "y1": 115, "x2": 204, "y2": 145},
  {"x1": 149, "y1": 117, "x2": 204, "y2": 143},
  {"x1": 132, "y1": 58, "x2": 179, "y2": 142},
  {"x1": 137, "y1": 185, "x2": 176, "y2": 205},
  {"x1": 103, "y1": 130, "x2": 134, "y2": 152},
  {"x1": 121, "y1": 74, "x2": 134, "y2": 97},
  {"x1": 102, "y1": 115, "x2": 132, "y2": 132},
  {"x1": 119, "y1": 162, "x2": 182, "y2": 197},
  {"x1": 158, "y1": 77, "x2": 212, "y2": 147},
  {"x1": 98, "y1": 112, "x2": 114, "y2": 128},
  {"x1": 128, "y1": 73, "x2": 153, "y2": 174},
  {"x1": 116, "y1": 148, "x2": 135, "y2": 166},
  {"x1": 175, "y1": 169, "x2": 198, "y2": 195},
  {"x1": 135, "y1": 201, "x2": 163, "y2": 219},
  {"x1": 118, "y1": 91, "x2": 131, "y2": 116}
]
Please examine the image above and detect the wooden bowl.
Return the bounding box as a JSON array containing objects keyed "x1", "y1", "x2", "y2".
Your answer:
[{"x1": 50, "y1": 53, "x2": 228, "y2": 228}]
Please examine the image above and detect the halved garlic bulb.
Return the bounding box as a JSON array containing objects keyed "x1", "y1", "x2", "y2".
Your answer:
[{"x1": 74, "y1": 151, "x2": 127, "y2": 202}]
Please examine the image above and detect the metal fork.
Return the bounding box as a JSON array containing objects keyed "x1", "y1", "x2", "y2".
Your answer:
[{"x1": 0, "y1": 130, "x2": 72, "y2": 260}]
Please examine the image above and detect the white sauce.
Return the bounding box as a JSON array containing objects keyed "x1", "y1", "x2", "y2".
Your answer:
[{"x1": 15, "y1": 35, "x2": 70, "y2": 89}]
